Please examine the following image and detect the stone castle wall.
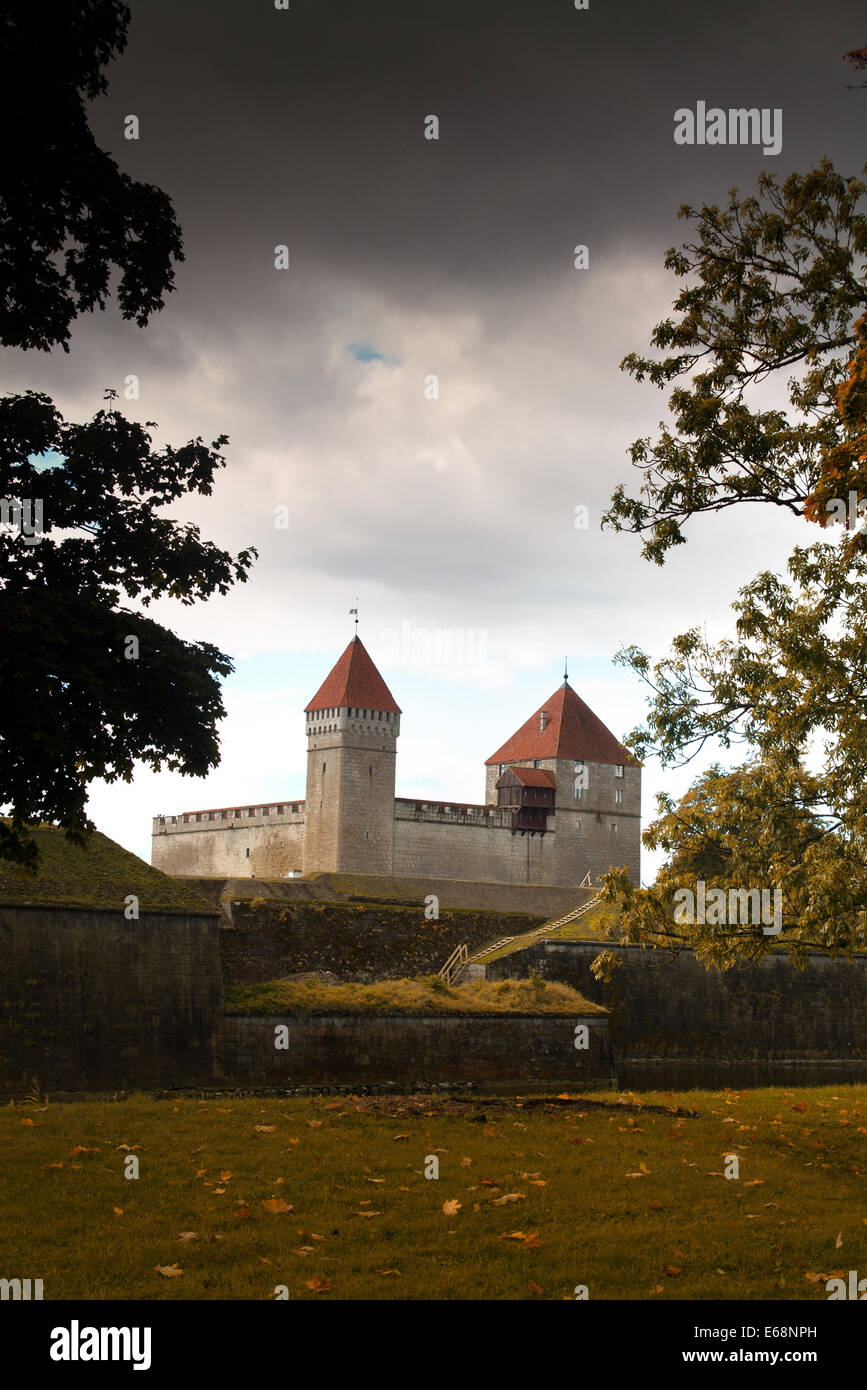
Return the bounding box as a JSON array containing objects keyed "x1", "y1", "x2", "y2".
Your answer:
[
  {"x1": 0, "y1": 904, "x2": 224, "y2": 1093},
  {"x1": 222, "y1": 1013, "x2": 615, "y2": 1088},
  {"x1": 152, "y1": 803, "x2": 305, "y2": 878}
]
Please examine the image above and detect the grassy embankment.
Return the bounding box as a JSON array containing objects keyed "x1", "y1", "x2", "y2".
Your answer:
[{"x1": 224, "y1": 975, "x2": 605, "y2": 1015}]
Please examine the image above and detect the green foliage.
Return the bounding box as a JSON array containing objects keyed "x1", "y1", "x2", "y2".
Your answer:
[
  {"x1": 603, "y1": 160, "x2": 867, "y2": 959},
  {"x1": 0, "y1": 395, "x2": 256, "y2": 868},
  {"x1": 0, "y1": 1, "x2": 183, "y2": 352},
  {"x1": 604, "y1": 160, "x2": 867, "y2": 564}
]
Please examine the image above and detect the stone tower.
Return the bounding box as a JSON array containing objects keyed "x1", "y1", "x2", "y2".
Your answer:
[
  {"x1": 484, "y1": 677, "x2": 641, "y2": 885},
  {"x1": 302, "y1": 636, "x2": 402, "y2": 875}
]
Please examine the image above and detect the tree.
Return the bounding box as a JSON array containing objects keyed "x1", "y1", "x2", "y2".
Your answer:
[
  {"x1": 601, "y1": 160, "x2": 867, "y2": 959},
  {"x1": 0, "y1": 0, "x2": 183, "y2": 351},
  {"x1": 844, "y1": 44, "x2": 867, "y2": 91},
  {"x1": 602, "y1": 761, "x2": 867, "y2": 968},
  {"x1": 0, "y1": 3, "x2": 255, "y2": 867},
  {"x1": 0, "y1": 394, "x2": 256, "y2": 867}
]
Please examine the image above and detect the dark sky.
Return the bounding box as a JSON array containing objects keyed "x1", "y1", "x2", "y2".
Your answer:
[{"x1": 3, "y1": 0, "x2": 864, "y2": 856}]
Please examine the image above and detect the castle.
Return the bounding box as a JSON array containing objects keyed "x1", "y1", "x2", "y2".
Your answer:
[{"x1": 151, "y1": 636, "x2": 641, "y2": 887}]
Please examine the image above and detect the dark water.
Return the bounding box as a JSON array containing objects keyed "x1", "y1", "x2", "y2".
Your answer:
[{"x1": 617, "y1": 1058, "x2": 867, "y2": 1090}]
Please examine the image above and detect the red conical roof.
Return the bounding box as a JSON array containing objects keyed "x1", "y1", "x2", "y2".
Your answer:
[
  {"x1": 485, "y1": 683, "x2": 637, "y2": 766},
  {"x1": 305, "y1": 637, "x2": 401, "y2": 713}
]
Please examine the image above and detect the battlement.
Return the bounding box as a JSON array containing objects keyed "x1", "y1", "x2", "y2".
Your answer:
[
  {"x1": 394, "y1": 798, "x2": 513, "y2": 830},
  {"x1": 152, "y1": 802, "x2": 305, "y2": 835}
]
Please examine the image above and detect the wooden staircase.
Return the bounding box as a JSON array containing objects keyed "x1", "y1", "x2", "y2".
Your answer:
[{"x1": 436, "y1": 888, "x2": 603, "y2": 983}]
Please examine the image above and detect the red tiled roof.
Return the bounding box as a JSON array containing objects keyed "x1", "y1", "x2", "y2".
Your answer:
[
  {"x1": 497, "y1": 767, "x2": 556, "y2": 788},
  {"x1": 305, "y1": 636, "x2": 402, "y2": 714},
  {"x1": 485, "y1": 683, "x2": 638, "y2": 767}
]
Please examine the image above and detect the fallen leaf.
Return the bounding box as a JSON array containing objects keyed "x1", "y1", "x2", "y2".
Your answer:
[
  {"x1": 262, "y1": 1198, "x2": 292, "y2": 1215},
  {"x1": 154, "y1": 1264, "x2": 183, "y2": 1278},
  {"x1": 442, "y1": 1199, "x2": 462, "y2": 1216}
]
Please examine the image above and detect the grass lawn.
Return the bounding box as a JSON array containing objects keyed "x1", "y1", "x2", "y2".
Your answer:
[{"x1": 2, "y1": 1085, "x2": 865, "y2": 1301}]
